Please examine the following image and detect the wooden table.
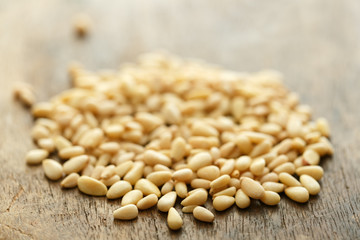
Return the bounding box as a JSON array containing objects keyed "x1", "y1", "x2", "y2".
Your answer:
[{"x1": 1, "y1": 0, "x2": 359, "y2": 239}]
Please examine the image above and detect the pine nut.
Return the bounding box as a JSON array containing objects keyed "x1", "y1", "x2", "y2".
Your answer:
[
  {"x1": 144, "y1": 150, "x2": 172, "y2": 167},
  {"x1": 137, "y1": 194, "x2": 158, "y2": 210},
  {"x1": 114, "y1": 161, "x2": 133, "y2": 178},
  {"x1": 295, "y1": 166, "x2": 324, "y2": 180},
  {"x1": 77, "y1": 176, "x2": 107, "y2": 196},
  {"x1": 197, "y1": 165, "x2": 220, "y2": 181},
  {"x1": 167, "y1": 207, "x2": 183, "y2": 230},
  {"x1": 262, "y1": 182, "x2": 285, "y2": 193},
  {"x1": 91, "y1": 166, "x2": 105, "y2": 180},
  {"x1": 107, "y1": 180, "x2": 132, "y2": 199},
  {"x1": 300, "y1": 174, "x2": 320, "y2": 195},
  {"x1": 134, "y1": 179, "x2": 161, "y2": 197},
  {"x1": 172, "y1": 168, "x2": 193, "y2": 182},
  {"x1": 250, "y1": 140, "x2": 272, "y2": 158},
  {"x1": 181, "y1": 188, "x2": 208, "y2": 206},
  {"x1": 259, "y1": 172, "x2": 279, "y2": 184},
  {"x1": 26, "y1": 149, "x2": 49, "y2": 165},
  {"x1": 235, "y1": 135, "x2": 252, "y2": 155},
  {"x1": 193, "y1": 206, "x2": 214, "y2": 223},
  {"x1": 42, "y1": 159, "x2": 63, "y2": 181},
  {"x1": 210, "y1": 174, "x2": 231, "y2": 190},
  {"x1": 260, "y1": 191, "x2": 281, "y2": 205},
  {"x1": 61, "y1": 172, "x2": 79, "y2": 188},
  {"x1": 268, "y1": 155, "x2": 288, "y2": 170},
  {"x1": 229, "y1": 178, "x2": 241, "y2": 189},
  {"x1": 59, "y1": 146, "x2": 85, "y2": 159},
  {"x1": 121, "y1": 190, "x2": 143, "y2": 206},
  {"x1": 182, "y1": 205, "x2": 197, "y2": 213},
  {"x1": 240, "y1": 177, "x2": 265, "y2": 199},
  {"x1": 212, "y1": 186, "x2": 236, "y2": 198},
  {"x1": 235, "y1": 156, "x2": 251, "y2": 171},
  {"x1": 63, "y1": 155, "x2": 89, "y2": 174},
  {"x1": 175, "y1": 181, "x2": 188, "y2": 198},
  {"x1": 157, "y1": 191, "x2": 177, "y2": 212},
  {"x1": 54, "y1": 135, "x2": 72, "y2": 151},
  {"x1": 123, "y1": 161, "x2": 144, "y2": 185},
  {"x1": 249, "y1": 158, "x2": 265, "y2": 176},
  {"x1": 101, "y1": 165, "x2": 116, "y2": 179},
  {"x1": 146, "y1": 171, "x2": 172, "y2": 186},
  {"x1": 38, "y1": 138, "x2": 55, "y2": 152},
  {"x1": 113, "y1": 204, "x2": 138, "y2": 220},
  {"x1": 188, "y1": 152, "x2": 212, "y2": 171},
  {"x1": 220, "y1": 159, "x2": 235, "y2": 175},
  {"x1": 101, "y1": 175, "x2": 120, "y2": 187},
  {"x1": 170, "y1": 137, "x2": 186, "y2": 162},
  {"x1": 303, "y1": 149, "x2": 320, "y2": 165},
  {"x1": 285, "y1": 186, "x2": 309, "y2": 203},
  {"x1": 190, "y1": 179, "x2": 211, "y2": 189},
  {"x1": 235, "y1": 189, "x2": 251, "y2": 209},
  {"x1": 213, "y1": 195, "x2": 235, "y2": 211},
  {"x1": 273, "y1": 162, "x2": 295, "y2": 175},
  {"x1": 279, "y1": 172, "x2": 301, "y2": 187},
  {"x1": 316, "y1": 118, "x2": 330, "y2": 137},
  {"x1": 161, "y1": 181, "x2": 174, "y2": 195}
]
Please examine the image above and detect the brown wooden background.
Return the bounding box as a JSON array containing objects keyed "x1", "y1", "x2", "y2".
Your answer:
[{"x1": 0, "y1": 0, "x2": 360, "y2": 239}]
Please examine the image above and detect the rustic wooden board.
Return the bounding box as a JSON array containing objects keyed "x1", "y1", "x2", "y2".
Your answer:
[{"x1": 0, "y1": 0, "x2": 360, "y2": 239}]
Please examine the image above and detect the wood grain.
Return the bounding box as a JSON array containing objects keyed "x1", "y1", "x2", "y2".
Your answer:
[{"x1": 1, "y1": 0, "x2": 360, "y2": 239}]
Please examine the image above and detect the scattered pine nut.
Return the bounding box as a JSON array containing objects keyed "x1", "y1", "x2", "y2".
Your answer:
[
  {"x1": 60, "y1": 173, "x2": 79, "y2": 188},
  {"x1": 77, "y1": 176, "x2": 107, "y2": 196},
  {"x1": 137, "y1": 194, "x2": 158, "y2": 210},
  {"x1": 42, "y1": 159, "x2": 63, "y2": 181},
  {"x1": 167, "y1": 207, "x2": 183, "y2": 230},
  {"x1": 107, "y1": 181, "x2": 132, "y2": 199},
  {"x1": 285, "y1": 186, "x2": 310, "y2": 203},
  {"x1": 113, "y1": 204, "x2": 138, "y2": 220},
  {"x1": 26, "y1": 149, "x2": 49, "y2": 165},
  {"x1": 193, "y1": 206, "x2": 214, "y2": 223},
  {"x1": 300, "y1": 174, "x2": 321, "y2": 195}
]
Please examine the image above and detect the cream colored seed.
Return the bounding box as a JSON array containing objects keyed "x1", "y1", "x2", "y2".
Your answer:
[
  {"x1": 316, "y1": 118, "x2": 330, "y2": 137},
  {"x1": 250, "y1": 139, "x2": 272, "y2": 158},
  {"x1": 105, "y1": 124, "x2": 124, "y2": 138},
  {"x1": 135, "y1": 112, "x2": 163, "y2": 132},
  {"x1": 191, "y1": 122, "x2": 219, "y2": 137},
  {"x1": 295, "y1": 166, "x2": 324, "y2": 180},
  {"x1": 31, "y1": 102, "x2": 53, "y2": 118},
  {"x1": 42, "y1": 159, "x2": 63, "y2": 180},
  {"x1": 229, "y1": 178, "x2": 241, "y2": 189},
  {"x1": 213, "y1": 186, "x2": 236, "y2": 198},
  {"x1": 114, "y1": 161, "x2": 133, "y2": 178},
  {"x1": 54, "y1": 135, "x2": 72, "y2": 151},
  {"x1": 273, "y1": 162, "x2": 295, "y2": 175},
  {"x1": 99, "y1": 142, "x2": 120, "y2": 154},
  {"x1": 101, "y1": 165, "x2": 116, "y2": 179},
  {"x1": 262, "y1": 182, "x2": 285, "y2": 193},
  {"x1": 260, "y1": 172, "x2": 279, "y2": 184},
  {"x1": 170, "y1": 137, "x2": 186, "y2": 162},
  {"x1": 213, "y1": 195, "x2": 235, "y2": 211},
  {"x1": 300, "y1": 174, "x2": 321, "y2": 195},
  {"x1": 240, "y1": 177, "x2": 265, "y2": 199},
  {"x1": 106, "y1": 180, "x2": 132, "y2": 199},
  {"x1": 134, "y1": 179, "x2": 161, "y2": 197},
  {"x1": 187, "y1": 152, "x2": 212, "y2": 171},
  {"x1": 249, "y1": 158, "x2": 265, "y2": 176},
  {"x1": 77, "y1": 176, "x2": 107, "y2": 196},
  {"x1": 182, "y1": 205, "x2": 197, "y2": 213},
  {"x1": 235, "y1": 156, "x2": 252, "y2": 171},
  {"x1": 303, "y1": 149, "x2": 320, "y2": 165},
  {"x1": 172, "y1": 168, "x2": 193, "y2": 182},
  {"x1": 123, "y1": 161, "x2": 144, "y2": 185},
  {"x1": 235, "y1": 135, "x2": 253, "y2": 155},
  {"x1": 193, "y1": 206, "x2": 214, "y2": 223},
  {"x1": 78, "y1": 128, "x2": 104, "y2": 148},
  {"x1": 113, "y1": 204, "x2": 138, "y2": 220},
  {"x1": 235, "y1": 189, "x2": 251, "y2": 209},
  {"x1": 59, "y1": 146, "x2": 85, "y2": 159},
  {"x1": 38, "y1": 138, "x2": 55, "y2": 152},
  {"x1": 60, "y1": 172, "x2": 79, "y2": 188},
  {"x1": 268, "y1": 155, "x2": 288, "y2": 170},
  {"x1": 153, "y1": 164, "x2": 171, "y2": 172},
  {"x1": 175, "y1": 181, "x2": 188, "y2": 198},
  {"x1": 161, "y1": 181, "x2": 174, "y2": 195},
  {"x1": 101, "y1": 175, "x2": 120, "y2": 187},
  {"x1": 157, "y1": 191, "x2": 177, "y2": 212},
  {"x1": 181, "y1": 188, "x2": 208, "y2": 206},
  {"x1": 210, "y1": 174, "x2": 231, "y2": 190},
  {"x1": 190, "y1": 178, "x2": 211, "y2": 189},
  {"x1": 167, "y1": 207, "x2": 183, "y2": 230},
  {"x1": 285, "y1": 186, "x2": 309, "y2": 203},
  {"x1": 220, "y1": 142, "x2": 236, "y2": 158},
  {"x1": 220, "y1": 159, "x2": 235, "y2": 175},
  {"x1": 122, "y1": 190, "x2": 143, "y2": 206},
  {"x1": 26, "y1": 149, "x2": 49, "y2": 165},
  {"x1": 146, "y1": 171, "x2": 172, "y2": 186},
  {"x1": 260, "y1": 191, "x2": 281, "y2": 206},
  {"x1": 91, "y1": 166, "x2": 105, "y2": 180},
  {"x1": 63, "y1": 155, "x2": 89, "y2": 174},
  {"x1": 197, "y1": 165, "x2": 220, "y2": 181},
  {"x1": 143, "y1": 150, "x2": 172, "y2": 167},
  {"x1": 137, "y1": 194, "x2": 158, "y2": 210},
  {"x1": 279, "y1": 172, "x2": 301, "y2": 187}
]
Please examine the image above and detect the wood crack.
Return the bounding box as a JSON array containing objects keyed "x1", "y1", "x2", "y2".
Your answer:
[
  {"x1": 6, "y1": 185, "x2": 24, "y2": 212},
  {"x1": 0, "y1": 222, "x2": 33, "y2": 239}
]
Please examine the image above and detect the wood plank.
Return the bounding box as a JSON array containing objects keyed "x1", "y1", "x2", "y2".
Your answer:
[{"x1": 0, "y1": 0, "x2": 359, "y2": 239}]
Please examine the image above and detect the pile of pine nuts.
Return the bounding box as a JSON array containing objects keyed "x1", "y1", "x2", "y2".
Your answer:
[{"x1": 21, "y1": 52, "x2": 333, "y2": 230}]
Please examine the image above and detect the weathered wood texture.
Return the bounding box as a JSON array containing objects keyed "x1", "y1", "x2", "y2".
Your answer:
[{"x1": 0, "y1": 0, "x2": 360, "y2": 239}]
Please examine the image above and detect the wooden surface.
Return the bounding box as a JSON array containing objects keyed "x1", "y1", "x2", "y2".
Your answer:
[{"x1": 1, "y1": 0, "x2": 360, "y2": 239}]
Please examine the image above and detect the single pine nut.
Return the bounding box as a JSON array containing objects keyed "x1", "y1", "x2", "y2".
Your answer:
[
  {"x1": 295, "y1": 166, "x2": 324, "y2": 180},
  {"x1": 54, "y1": 135, "x2": 72, "y2": 151},
  {"x1": 250, "y1": 140, "x2": 272, "y2": 158},
  {"x1": 167, "y1": 207, "x2": 183, "y2": 230},
  {"x1": 38, "y1": 138, "x2": 55, "y2": 152},
  {"x1": 191, "y1": 122, "x2": 219, "y2": 137},
  {"x1": 229, "y1": 178, "x2": 241, "y2": 189},
  {"x1": 101, "y1": 165, "x2": 116, "y2": 179},
  {"x1": 213, "y1": 195, "x2": 235, "y2": 211},
  {"x1": 134, "y1": 179, "x2": 161, "y2": 197},
  {"x1": 124, "y1": 161, "x2": 145, "y2": 185},
  {"x1": 113, "y1": 204, "x2": 138, "y2": 220},
  {"x1": 235, "y1": 189, "x2": 250, "y2": 209},
  {"x1": 135, "y1": 112, "x2": 163, "y2": 132},
  {"x1": 101, "y1": 175, "x2": 120, "y2": 187},
  {"x1": 220, "y1": 159, "x2": 235, "y2": 175},
  {"x1": 212, "y1": 186, "x2": 236, "y2": 198},
  {"x1": 114, "y1": 161, "x2": 133, "y2": 178},
  {"x1": 259, "y1": 172, "x2": 279, "y2": 184},
  {"x1": 161, "y1": 181, "x2": 174, "y2": 195},
  {"x1": 77, "y1": 176, "x2": 107, "y2": 196},
  {"x1": 197, "y1": 166, "x2": 220, "y2": 181},
  {"x1": 137, "y1": 194, "x2": 158, "y2": 210},
  {"x1": 193, "y1": 206, "x2": 214, "y2": 223},
  {"x1": 210, "y1": 175, "x2": 230, "y2": 189},
  {"x1": 26, "y1": 149, "x2": 49, "y2": 165},
  {"x1": 61, "y1": 172, "x2": 79, "y2": 188},
  {"x1": 181, "y1": 188, "x2": 207, "y2": 206},
  {"x1": 146, "y1": 171, "x2": 172, "y2": 186},
  {"x1": 235, "y1": 135, "x2": 253, "y2": 155},
  {"x1": 31, "y1": 102, "x2": 53, "y2": 118},
  {"x1": 300, "y1": 174, "x2": 320, "y2": 195},
  {"x1": 170, "y1": 137, "x2": 186, "y2": 162},
  {"x1": 249, "y1": 158, "x2": 265, "y2": 176},
  {"x1": 235, "y1": 156, "x2": 251, "y2": 171},
  {"x1": 260, "y1": 191, "x2": 280, "y2": 205},
  {"x1": 182, "y1": 205, "x2": 197, "y2": 213},
  {"x1": 316, "y1": 118, "x2": 330, "y2": 137},
  {"x1": 78, "y1": 128, "x2": 104, "y2": 148},
  {"x1": 144, "y1": 150, "x2": 172, "y2": 167},
  {"x1": 42, "y1": 159, "x2": 63, "y2": 180},
  {"x1": 273, "y1": 162, "x2": 295, "y2": 175},
  {"x1": 303, "y1": 149, "x2": 320, "y2": 165},
  {"x1": 279, "y1": 172, "x2": 301, "y2": 187},
  {"x1": 190, "y1": 179, "x2": 211, "y2": 189},
  {"x1": 285, "y1": 186, "x2": 309, "y2": 203},
  {"x1": 262, "y1": 182, "x2": 285, "y2": 193},
  {"x1": 268, "y1": 155, "x2": 288, "y2": 170},
  {"x1": 121, "y1": 190, "x2": 143, "y2": 206},
  {"x1": 91, "y1": 166, "x2": 105, "y2": 180},
  {"x1": 99, "y1": 142, "x2": 120, "y2": 154},
  {"x1": 175, "y1": 181, "x2": 188, "y2": 198},
  {"x1": 220, "y1": 142, "x2": 236, "y2": 158},
  {"x1": 59, "y1": 146, "x2": 85, "y2": 159},
  {"x1": 187, "y1": 152, "x2": 212, "y2": 171},
  {"x1": 172, "y1": 168, "x2": 193, "y2": 182},
  {"x1": 157, "y1": 191, "x2": 177, "y2": 212},
  {"x1": 63, "y1": 155, "x2": 89, "y2": 174},
  {"x1": 107, "y1": 180, "x2": 132, "y2": 199},
  {"x1": 240, "y1": 177, "x2": 265, "y2": 199}
]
